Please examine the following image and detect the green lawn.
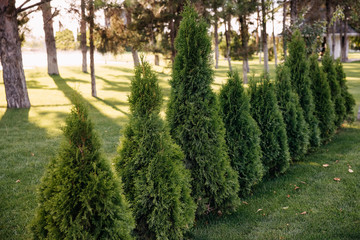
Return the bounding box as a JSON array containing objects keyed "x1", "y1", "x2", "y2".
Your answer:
[{"x1": 0, "y1": 54, "x2": 359, "y2": 239}]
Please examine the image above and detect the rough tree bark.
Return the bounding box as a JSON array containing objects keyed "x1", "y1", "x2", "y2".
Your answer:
[
  {"x1": 0, "y1": 0, "x2": 30, "y2": 108},
  {"x1": 81, "y1": 0, "x2": 87, "y2": 73},
  {"x1": 261, "y1": 0, "x2": 269, "y2": 72},
  {"x1": 224, "y1": 15, "x2": 232, "y2": 71},
  {"x1": 89, "y1": 0, "x2": 96, "y2": 97},
  {"x1": 41, "y1": 1, "x2": 59, "y2": 75},
  {"x1": 239, "y1": 15, "x2": 249, "y2": 83},
  {"x1": 214, "y1": 8, "x2": 219, "y2": 69}
]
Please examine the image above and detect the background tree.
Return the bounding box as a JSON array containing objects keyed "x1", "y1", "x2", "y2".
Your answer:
[
  {"x1": 285, "y1": 30, "x2": 321, "y2": 149},
  {"x1": 275, "y1": 64, "x2": 309, "y2": 161},
  {"x1": 89, "y1": 0, "x2": 97, "y2": 97},
  {"x1": 116, "y1": 60, "x2": 195, "y2": 239},
  {"x1": 219, "y1": 71, "x2": 264, "y2": 196},
  {"x1": 249, "y1": 75, "x2": 290, "y2": 177},
  {"x1": 30, "y1": 99, "x2": 134, "y2": 239},
  {"x1": 309, "y1": 54, "x2": 336, "y2": 143},
  {"x1": 81, "y1": 0, "x2": 87, "y2": 72},
  {"x1": 222, "y1": 0, "x2": 234, "y2": 71},
  {"x1": 55, "y1": 29, "x2": 76, "y2": 50},
  {"x1": 261, "y1": 0, "x2": 269, "y2": 72},
  {"x1": 167, "y1": 5, "x2": 239, "y2": 215},
  {"x1": 322, "y1": 50, "x2": 346, "y2": 128},
  {"x1": 41, "y1": 1, "x2": 59, "y2": 75}
]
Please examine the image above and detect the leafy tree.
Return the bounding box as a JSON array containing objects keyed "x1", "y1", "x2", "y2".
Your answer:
[
  {"x1": 55, "y1": 29, "x2": 76, "y2": 50},
  {"x1": 249, "y1": 74, "x2": 290, "y2": 177},
  {"x1": 167, "y1": 5, "x2": 239, "y2": 215},
  {"x1": 116, "y1": 60, "x2": 195, "y2": 239},
  {"x1": 335, "y1": 59, "x2": 356, "y2": 122},
  {"x1": 275, "y1": 64, "x2": 309, "y2": 161},
  {"x1": 30, "y1": 98, "x2": 134, "y2": 239},
  {"x1": 309, "y1": 54, "x2": 336, "y2": 143},
  {"x1": 219, "y1": 71, "x2": 264, "y2": 196},
  {"x1": 322, "y1": 50, "x2": 346, "y2": 128},
  {"x1": 285, "y1": 29, "x2": 321, "y2": 149}
]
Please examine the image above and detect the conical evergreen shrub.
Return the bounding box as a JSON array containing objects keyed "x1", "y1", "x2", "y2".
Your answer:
[
  {"x1": 322, "y1": 50, "x2": 346, "y2": 128},
  {"x1": 285, "y1": 30, "x2": 321, "y2": 149},
  {"x1": 219, "y1": 71, "x2": 264, "y2": 196},
  {"x1": 249, "y1": 75, "x2": 290, "y2": 177},
  {"x1": 30, "y1": 98, "x2": 134, "y2": 239},
  {"x1": 167, "y1": 5, "x2": 239, "y2": 215},
  {"x1": 116, "y1": 60, "x2": 196, "y2": 240},
  {"x1": 335, "y1": 59, "x2": 355, "y2": 122},
  {"x1": 275, "y1": 65, "x2": 309, "y2": 161},
  {"x1": 309, "y1": 54, "x2": 336, "y2": 143}
]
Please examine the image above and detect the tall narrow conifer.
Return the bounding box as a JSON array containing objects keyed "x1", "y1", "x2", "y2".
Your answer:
[
  {"x1": 285, "y1": 30, "x2": 321, "y2": 149},
  {"x1": 335, "y1": 59, "x2": 355, "y2": 122},
  {"x1": 249, "y1": 75, "x2": 290, "y2": 177},
  {"x1": 219, "y1": 71, "x2": 264, "y2": 196},
  {"x1": 275, "y1": 65, "x2": 309, "y2": 161},
  {"x1": 30, "y1": 99, "x2": 134, "y2": 239},
  {"x1": 309, "y1": 54, "x2": 336, "y2": 143},
  {"x1": 322, "y1": 50, "x2": 346, "y2": 128},
  {"x1": 116, "y1": 60, "x2": 195, "y2": 239},
  {"x1": 167, "y1": 5, "x2": 240, "y2": 214}
]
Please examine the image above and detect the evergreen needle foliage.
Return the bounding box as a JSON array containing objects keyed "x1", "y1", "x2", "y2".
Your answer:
[
  {"x1": 322, "y1": 50, "x2": 346, "y2": 128},
  {"x1": 249, "y1": 75, "x2": 290, "y2": 177},
  {"x1": 30, "y1": 98, "x2": 134, "y2": 240},
  {"x1": 309, "y1": 54, "x2": 336, "y2": 143},
  {"x1": 285, "y1": 30, "x2": 321, "y2": 149},
  {"x1": 219, "y1": 71, "x2": 264, "y2": 196},
  {"x1": 116, "y1": 60, "x2": 195, "y2": 240},
  {"x1": 167, "y1": 5, "x2": 240, "y2": 215},
  {"x1": 335, "y1": 59, "x2": 355, "y2": 122},
  {"x1": 275, "y1": 65, "x2": 309, "y2": 161}
]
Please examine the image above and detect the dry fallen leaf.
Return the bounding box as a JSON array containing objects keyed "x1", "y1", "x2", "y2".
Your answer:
[
  {"x1": 300, "y1": 211, "x2": 307, "y2": 215},
  {"x1": 287, "y1": 194, "x2": 291, "y2": 198},
  {"x1": 31, "y1": 152, "x2": 35, "y2": 156},
  {"x1": 242, "y1": 201, "x2": 248, "y2": 205},
  {"x1": 348, "y1": 169, "x2": 354, "y2": 173},
  {"x1": 16, "y1": 179, "x2": 20, "y2": 183},
  {"x1": 217, "y1": 210, "x2": 222, "y2": 216},
  {"x1": 300, "y1": 181, "x2": 306, "y2": 184},
  {"x1": 323, "y1": 164, "x2": 330, "y2": 167},
  {"x1": 335, "y1": 160, "x2": 339, "y2": 164},
  {"x1": 282, "y1": 206, "x2": 289, "y2": 210},
  {"x1": 256, "y1": 209, "x2": 263, "y2": 213},
  {"x1": 294, "y1": 186, "x2": 300, "y2": 190},
  {"x1": 334, "y1": 177, "x2": 341, "y2": 182}
]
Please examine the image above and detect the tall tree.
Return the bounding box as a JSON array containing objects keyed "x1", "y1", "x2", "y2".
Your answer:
[
  {"x1": 290, "y1": 0, "x2": 297, "y2": 25},
  {"x1": 167, "y1": 5, "x2": 240, "y2": 215},
  {"x1": 222, "y1": 0, "x2": 234, "y2": 71},
  {"x1": 208, "y1": 0, "x2": 225, "y2": 69},
  {"x1": 271, "y1": 0, "x2": 277, "y2": 66},
  {"x1": 0, "y1": 0, "x2": 50, "y2": 108},
  {"x1": 41, "y1": 1, "x2": 59, "y2": 75},
  {"x1": 89, "y1": 0, "x2": 97, "y2": 97},
  {"x1": 80, "y1": 0, "x2": 87, "y2": 72},
  {"x1": 261, "y1": 0, "x2": 269, "y2": 72},
  {"x1": 124, "y1": 1, "x2": 140, "y2": 66},
  {"x1": 283, "y1": 0, "x2": 287, "y2": 59}
]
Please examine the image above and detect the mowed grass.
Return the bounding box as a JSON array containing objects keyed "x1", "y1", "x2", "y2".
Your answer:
[{"x1": 0, "y1": 53, "x2": 359, "y2": 239}]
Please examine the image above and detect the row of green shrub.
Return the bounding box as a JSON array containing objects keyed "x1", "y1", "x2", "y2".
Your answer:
[{"x1": 29, "y1": 5, "x2": 355, "y2": 240}]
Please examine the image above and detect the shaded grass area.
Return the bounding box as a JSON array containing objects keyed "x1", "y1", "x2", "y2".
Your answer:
[{"x1": 0, "y1": 57, "x2": 359, "y2": 239}]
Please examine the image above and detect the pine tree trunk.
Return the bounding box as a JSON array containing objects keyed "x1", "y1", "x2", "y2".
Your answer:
[
  {"x1": 240, "y1": 16, "x2": 249, "y2": 83},
  {"x1": 89, "y1": 0, "x2": 96, "y2": 97},
  {"x1": 332, "y1": 21, "x2": 336, "y2": 58},
  {"x1": 41, "y1": 1, "x2": 59, "y2": 75},
  {"x1": 272, "y1": 2, "x2": 277, "y2": 67},
  {"x1": 283, "y1": 0, "x2": 287, "y2": 60},
  {"x1": 341, "y1": 17, "x2": 348, "y2": 62},
  {"x1": 225, "y1": 16, "x2": 232, "y2": 71},
  {"x1": 262, "y1": 0, "x2": 269, "y2": 72},
  {"x1": 0, "y1": 1, "x2": 30, "y2": 108},
  {"x1": 325, "y1": 0, "x2": 332, "y2": 55},
  {"x1": 214, "y1": 11, "x2": 219, "y2": 69},
  {"x1": 125, "y1": 7, "x2": 139, "y2": 66},
  {"x1": 81, "y1": 0, "x2": 87, "y2": 73},
  {"x1": 290, "y1": 0, "x2": 297, "y2": 25},
  {"x1": 258, "y1": 5, "x2": 262, "y2": 64}
]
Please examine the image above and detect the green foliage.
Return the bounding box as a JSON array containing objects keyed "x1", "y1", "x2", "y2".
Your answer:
[
  {"x1": 219, "y1": 71, "x2": 264, "y2": 196},
  {"x1": 309, "y1": 54, "x2": 336, "y2": 143},
  {"x1": 285, "y1": 30, "x2": 321, "y2": 149},
  {"x1": 322, "y1": 50, "x2": 346, "y2": 128},
  {"x1": 335, "y1": 59, "x2": 356, "y2": 122},
  {"x1": 55, "y1": 29, "x2": 76, "y2": 50},
  {"x1": 29, "y1": 98, "x2": 134, "y2": 239},
  {"x1": 219, "y1": 31, "x2": 256, "y2": 60},
  {"x1": 249, "y1": 75, "x2": 290, "y2": 178},
  {"x1": 275, "y1": 65, "x2": 309, "y2": 161},
  {"x1": 167, "y1": 5, "x2": 240, "y2": 215},
  {"x1": 116, "y1": 60, "x2": 195, "y2": 239}
]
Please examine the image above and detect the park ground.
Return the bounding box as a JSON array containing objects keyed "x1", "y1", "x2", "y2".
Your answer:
[{"x1": 0, "y1": 52, "x2": 359, "y2": 239}]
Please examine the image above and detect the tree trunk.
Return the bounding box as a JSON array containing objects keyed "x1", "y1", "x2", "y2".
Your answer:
[
  {"x1": 89, "y1": 0, "x2": 96, "y2": 97},
  {"x1": 272, "y1": 1, "x2": 277, "y2": 67},
  {"x1": 257, "y1": 5, "x2": 262, "y2": 64},
  {"x1": 81, "y1": 0, "x2": 87, "y2": 73},
  {"x1": 214, "y1": 8, "x2": 219, "y2": 69},
  {"x1": 225, "y1": 16, "x2": 232, "y2": 71},
  {"x1": 170, "y1": 19, "x2": 176, "y2": 63},
  {"x1": 41, "y1": 1, "x2": 59, "y2": 75},
  {"x1": 283, "y1": 0, "x2": 287, "y2": 60},
  {"x1": 290, "y1": 0, "x2": 297, "y2": 25},
  {"x1": 125, "y1": 7, "x2": 139, "y2": 66},
  {"x1": 341, "y1": 14, "x2": 348, "y2": 62},
  {"x1": 332, "y1": 21, "x2": 336, "y2": 58},
  {"x1": 325, "y1": 0, "x2": 332, "y2": 55},
  {"x1": 0, "y1": 1, "x2": 30, "y2": 108},
  {"x1": 240, "y1": 15, "x2": 249, "y2": 83},
  {"x1": 262, "y1": 0, "x2": 269, "y2": 72}
]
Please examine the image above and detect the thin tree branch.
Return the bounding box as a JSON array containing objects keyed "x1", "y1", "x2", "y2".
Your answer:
[
  {"x1": 17, "y1": 0, "x2": 52, "y2": 13},
  {"x1": 17, "y1": 0, "x2": 32, "y2": 11}
]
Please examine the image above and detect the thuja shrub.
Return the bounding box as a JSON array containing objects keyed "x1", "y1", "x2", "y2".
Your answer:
[
  {"x1": 219, "y1": 71, "x2": 264, "y2": 196},
  {"x1": 322, "y1": 50, "x2": 346, "y2": 128},
  {"x1": 30, "y1": 98, "x2": 134, "y2": 239},
  {"x1": 286, "y1": 29, "x2": 321, "y2": 149},
  {"x1": 249, "y1": 75, "x2": 290, "y2": 177},
  {"x1": 309, "y1": 54, "x2": 336, "y2": 143},
  {"x1": 275, "y1": 65, "x2": 309, "y2": 161},
  {"x1": 116, "y1": 60, "x2": 195, "y2": 240},
  {"x1": 335, "y1": 59, "x2": 355, "y2": 122},
  {"x1": 167, "y1": 5, "x2": 239, "y2": 215}
]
